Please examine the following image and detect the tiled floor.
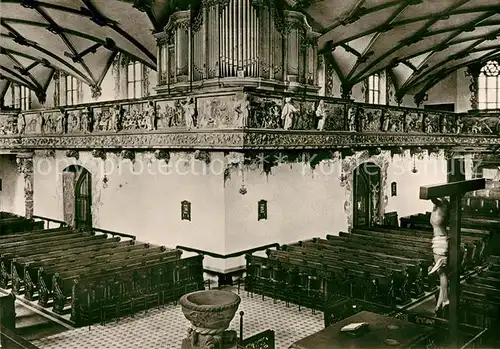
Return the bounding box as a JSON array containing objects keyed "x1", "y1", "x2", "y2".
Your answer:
[{"x1": 32, "y1": 287, "x2": 324, "y2": 349}]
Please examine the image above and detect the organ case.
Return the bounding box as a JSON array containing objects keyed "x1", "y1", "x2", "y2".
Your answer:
[{"x1": 155, "y1": 0, "x2": 321, "y2": 93}]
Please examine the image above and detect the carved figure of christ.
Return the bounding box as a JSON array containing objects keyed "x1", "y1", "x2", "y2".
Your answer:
[{"x1": 419, "y1": 178, "x2": 485, "y2": 349}]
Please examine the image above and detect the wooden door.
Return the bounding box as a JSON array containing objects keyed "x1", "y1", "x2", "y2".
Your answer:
[
  {"x1": 75, "y1": 169, "x2": 92, "y2": 229},
  {"x1": 353, "y1": 162, "x2": 381, "y2": 228}
]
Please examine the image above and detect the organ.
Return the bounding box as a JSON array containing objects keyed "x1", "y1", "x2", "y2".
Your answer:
[{"x1": 155, "y1": 0, "x2": 321, "y2": 93}]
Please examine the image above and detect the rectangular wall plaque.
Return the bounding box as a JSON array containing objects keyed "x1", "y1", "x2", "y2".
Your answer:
[
  {"x1": 258, "y1": 199, "x2": 267, "y2": 221},
  {"x1": 391, "y1": 181, "x2": 397, "y2": 197},
  {"x1": 181, "y1": 200, "x2": 191, "y2": 221}
]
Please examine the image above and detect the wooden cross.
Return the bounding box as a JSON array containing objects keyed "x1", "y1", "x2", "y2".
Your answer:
[{"x1": 420, "y1": 178, "x2": 485, "y2": 348}]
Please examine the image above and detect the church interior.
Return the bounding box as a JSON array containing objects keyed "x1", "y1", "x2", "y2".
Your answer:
[{"x1": 1, "y1": 0, "x2": 500, "y2": 348}]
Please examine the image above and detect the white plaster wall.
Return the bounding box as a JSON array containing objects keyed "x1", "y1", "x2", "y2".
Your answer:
[
  {"x1": 385, "y1": 151, "x2": 448, "y2": 218},
  {"x1": 425, "y1": 72, "x2": 457, "y2": 108},
  {"x1": 224, "y1": 160, "x2": 346, "y2": 254},
  {"x1": 33, "y1": 151, "x2": 227, "y2": 269},
  {"x1": 0, "y1": 155, "x2": 25, "y2": 215}
]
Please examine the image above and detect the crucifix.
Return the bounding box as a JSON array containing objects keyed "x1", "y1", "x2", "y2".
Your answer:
[{"x1": 419, "y1": 178, "x2": 485, "y2": 348}]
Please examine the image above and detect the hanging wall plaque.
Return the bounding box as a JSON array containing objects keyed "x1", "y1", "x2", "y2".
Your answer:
[
  {"x1": 391, "y1": 182, "x2": 397, "y2": 197},
  {"x1": 181, "y1": 200, "x2": 191, "y2": 221},
  {"x1": 258, "y1": 200, "x2": 267, "y2": 221}
]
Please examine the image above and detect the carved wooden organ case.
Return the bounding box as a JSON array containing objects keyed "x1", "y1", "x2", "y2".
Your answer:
[{"x1": 155, "y1": 0, "x2": 321, "y2": 93}]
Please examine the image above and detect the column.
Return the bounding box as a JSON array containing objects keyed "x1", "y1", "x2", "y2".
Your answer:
[{"x1": 16, "y1": 153, "x2": 34, "y2": 219}]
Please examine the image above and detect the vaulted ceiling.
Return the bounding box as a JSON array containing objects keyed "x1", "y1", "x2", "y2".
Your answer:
[
  {"x1": 0, "y1": 0, "x2": 172, "y2": 102},
  {"x1": 1, "y1": 0, "x2": 500, "y2": 104},
  {"x1": 304, "y1": 0, "x2": 500, "y2": 100}
]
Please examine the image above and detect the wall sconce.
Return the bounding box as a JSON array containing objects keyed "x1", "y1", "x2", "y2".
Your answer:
[
  {"x1": 239, "y1": 166, "x2": 247, "y2": 195},
  {"x1": 411, "y1": 156, "x2": 418, "y2": 173},
  {"x1": 102, "y1": 175, "x2": 108, "y2": 189}
]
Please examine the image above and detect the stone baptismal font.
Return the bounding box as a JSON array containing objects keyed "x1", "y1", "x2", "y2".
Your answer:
[{"x1": 180, "y1": 290, "x2": 241, "y2": 349}]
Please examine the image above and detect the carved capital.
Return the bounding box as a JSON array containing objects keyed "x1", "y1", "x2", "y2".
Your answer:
[
  {"x1": 120, "y1": 150, "x2": 135, "y2": 161},
  {"x1": 66, "y1": 149, "x2": 79, "y2": 159},
  {"x1": 390, "y1": 147, "x2": 405, "y2": 157},
  {"x1": 91, "y1": 149, "x2": 106, "y2": 160},
  {"x1": 413, "y1": 92, "x2": 428, "y2": 107},
  {"x1": 341, "y1": 84, "x2": 352, "y2": 100},
  {"x1": 36, "y1": 91, "x2": 46, "y2": 105},
  {"x1": 193, "y1": 150, "x2": 210, "y2": 164},
  {"x1": 91, "y1": 85, "x2": 102, "y2": 99},
  {"x1": 154, "y1": 149, "x2": 170, "y2": 162}
]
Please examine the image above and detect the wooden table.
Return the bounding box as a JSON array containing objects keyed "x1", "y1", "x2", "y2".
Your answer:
[{"x1": 289, "y1": 311, "x2": 433, "y2": 349}]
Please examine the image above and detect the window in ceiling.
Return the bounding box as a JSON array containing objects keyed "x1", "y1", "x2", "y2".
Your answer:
[
  {"x1": 367, "y1": 73, "x2": 380, "y2": 104},
  {"x1": 478, "y1": 60, "x2": 500, "y2": 110},
  {"x1": 127, "y1": 60, "x2": 143, "y2": 99},
  {"x1": 65, "y1": 75, "x2": 80, "y2": 106}
]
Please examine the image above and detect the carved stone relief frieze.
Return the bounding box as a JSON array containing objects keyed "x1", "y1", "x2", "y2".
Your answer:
[
  {"x1": 404, "y1": 112, "x2": 424, "y2": 133},
  {"x1": 156, "y1": 100, "x2": 184, "y2": 129},
  {"x1": 360, "y1": 107, "x2": 382, "y2": 132},
  {"x1": 319, "y1": 100, "x2": 345, "y2": 131},
  {"x1": 0, "y1": 114, "x2": 17, "y2": 135},
  {"x1": 423, "y1": 113, "x2": 440, "y2": 133},
  {"x1": 23, "y1": 112, "x2": 43, "y2": 134},
  {"x1": 121, "y1": 102, "x2": 148, "y2": 131},
  {"x1": 381, "y1": 109, "x2": 404, "y2": 132},
  {"x1": 66, "y1": 110, "x2": 82, "y2": 134},
  {"x1": 249, "y1": 96, "x2": 282, "y2": 129},
  {"x1": 197, "y1": 95, "x2": 241, "y2": 129}
]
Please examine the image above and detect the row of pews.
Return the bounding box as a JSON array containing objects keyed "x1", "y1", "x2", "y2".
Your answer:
[
  {"x1": 461, "y1": 255, "x2": 500, "y2": 331},
  {"x1": 0, "y1": 214, "x2": 204, "y2": 327},
  {"x1": 0, "y1": 212, "x2": 44, "y2": 235},
  {"x1": 245, "y1": 225, "x2": 490, "y2": 312}
]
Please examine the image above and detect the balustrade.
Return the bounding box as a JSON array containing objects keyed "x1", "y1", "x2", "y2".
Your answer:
[{"x1": 0, "y1": 90, "x2": 499, "y2": 151}]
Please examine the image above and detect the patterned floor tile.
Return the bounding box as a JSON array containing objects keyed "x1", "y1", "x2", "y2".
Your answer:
[{"x1": 32, "y1": 287, "x2": 323, "y2": 349}]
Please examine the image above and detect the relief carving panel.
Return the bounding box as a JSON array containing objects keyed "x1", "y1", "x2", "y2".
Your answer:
[
  {"x1": 359, "y1": 107, "x2": 382, "y2": 132},
  {"x1": 249, "y1": 96, "x2": 282, "y2": 128},
  {"x1": 197, "y1": 95, "x2": 242, "y2": 128},
  {"x1": 404, "y1": 112, "x2": 424, "y2": 133}
]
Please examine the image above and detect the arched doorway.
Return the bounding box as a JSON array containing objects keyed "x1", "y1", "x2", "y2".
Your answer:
[
  {"x1": 353, "y1": 162, "x2": 381, "y2": 227},
  {"x1": 63, "y1": 165, "x2": 92, "y2": 229}
]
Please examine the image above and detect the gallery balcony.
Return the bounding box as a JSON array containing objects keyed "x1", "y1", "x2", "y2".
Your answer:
[{"x1": 0, "y1": 89, "x2": 499, "y2": 152}]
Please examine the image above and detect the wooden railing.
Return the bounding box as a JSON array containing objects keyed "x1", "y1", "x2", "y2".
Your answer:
[
  {"x1": 175, "y1": 243, "x2": 280, "y2": 260},
  {"x1": 0, "y1": 326, "x2": 40, "y2": 349},
  {"x1": 32, "y1": 215, "x2": 67, "y2": 229},
  {"x1": 32, "y1": 216, "x2": 136, "y2": 240}
]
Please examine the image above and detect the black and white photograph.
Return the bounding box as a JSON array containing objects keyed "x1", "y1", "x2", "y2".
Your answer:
[{"x1": 0, "y1": 0, "x2": 499, "y2": 348}]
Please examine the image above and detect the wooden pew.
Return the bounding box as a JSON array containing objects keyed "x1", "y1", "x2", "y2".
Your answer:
[
  {"x1": 459, "y1": 256, "x2": 500, "y2": 334},
  {"x1": 70, "y1": 255, "x2": 203, "y2": 326},
  {"x1": 278, "y1": 246, "x2": 411, "y2": 305},
  {"x1": 49, "y1": 247, "x2": 179, "y2": 313},
  {"x1": 0, "y1": 232, "x2": 108, "y2": 288},
  {"x1": 356, "y1": 226, "x2": 486, "y2": 269},
  {"x1": 295, "y1": 240, "x2": 425, "y2": 298},
  {"x1": 13, "y1": 238, "x2": 140, "y2": 299},
  {"x1": 0, "y1": 216, "x2": 44, "y2": 235}
]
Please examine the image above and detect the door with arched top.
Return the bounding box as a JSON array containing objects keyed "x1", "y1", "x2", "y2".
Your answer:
[
  {"x1": 75, "y1": 169, "x2": 92, "y2": 229},
  {"x1": 63, "y1": 165, "x2": 92, "y2": 229},
  {"x1": 353, "y1": 162, "x2": 381, "y2": 227}
]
